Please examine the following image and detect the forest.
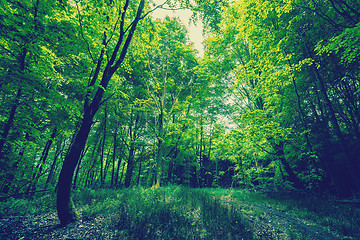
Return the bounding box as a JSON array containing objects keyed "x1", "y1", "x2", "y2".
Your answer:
[{"x1": 1, "y1": 0, "x2": 360, "y2": 239}]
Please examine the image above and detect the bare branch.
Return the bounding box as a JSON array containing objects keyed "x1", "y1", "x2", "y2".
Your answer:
[{"x1": 99, "y1": 92, "x2": 116, "y2": 106}]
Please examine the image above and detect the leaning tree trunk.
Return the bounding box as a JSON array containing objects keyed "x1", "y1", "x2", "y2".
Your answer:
[
  {"x1": 56, "y1": 0, "x2": 144, "y2": 225},
  {"x1": 57, "y1": 117, "x2": 93, "y2": 224}
]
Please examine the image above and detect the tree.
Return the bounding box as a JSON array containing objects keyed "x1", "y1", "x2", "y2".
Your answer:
[
  {"x1": 201, "y1": 0, "x2": 360, "y2": 194},
  {"x1": 139, "y1": 17, "x2": 197, "y2": 187},
  {"x1": 56, "y1": 0, "x2": 145, "y2": 225},
  {"x1": 0, "y1": 0, "x2": 81, "y2": 195}
]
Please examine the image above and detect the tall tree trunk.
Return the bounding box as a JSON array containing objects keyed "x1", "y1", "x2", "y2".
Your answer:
[
  {"x1": 124, "y1": 142, "x2": 135, "y2": 188},
  {"x1": 199, "y1": 118, "x2": 204, "y2": 187},
  {"x1": 310, "y1": 59, "x2": 360, "y2": 192},
  {"x1": 114, "y1": 154, "x2": 122, "y2": 186},
  {"x1": 103, "y1": 143, "x2": 113, "y2": 185},
  {"x1": 73, "y1": 145, "x2": 88, "y2": 190},
  {"x1": 301, "y1": 39, "x2": 360, "y2": 193},
  {"x1": 45, "y1": 136, "x2": 65, "y2": 189},
  {"x1": 28, "y1": 128, "x2": 57, "y2": 193},
  {"x1": 84, "y1": 140, "x2": 102, "y2": 187},
  {"x1": 56, "y1": 0, "x2": 144, "y2": 221},
  {"x1": 276, "y1": 142, "x2": 304, "y2": 189},
  {"x1": 0, "y1": 46, "x2": 27, "y2": 155},
  {"x1": 286, "y1": 57, "x2": 314, "y2": 152},
  {"x1": 111, "y1": 130, "x2": 117, "y2": 186},
  {"x1": 0, "y1": 88, "x2": 22, "y2": 155},
  {"x1": 57, "y1": 117, "x2": 93, "y2": 224},
  {"x1": 119, "y1": 161, "x2": 126, "y2": 185},
  {"x1": 154, "y1": 109, "x2": 164, "y2": 188},
  {"x1": 100, "y1": 106, "x2": 107, "y2": 185},
  {"x1": 56, "y1": 0, "x2": 144, "y2": 225},
  {"x1": 137, "y1": 161, "x2": 142, "y2": 186}
]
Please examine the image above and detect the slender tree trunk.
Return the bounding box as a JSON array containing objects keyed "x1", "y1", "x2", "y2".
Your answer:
[
  {"x1": 114, "y1": 156, "x2": 122, "y2": 186},
  {"x1": 311, "y1": 60, "x2": 360, "y2": 192},
  {"x1": 45, "y1": 136, "x2": 64, "y2": 189},
  {"x1": 301, "y1": 39, "x2": 360, "y2": 193},
  {"x1": 56, "y1": 0, "x2": 144, "y2": 225},
  {"x1": 154, "y1": 109, "x2": 164, "y2": 188},
  {"x1": 270, "y1": 140, "x2": 304, "y2": 189},
  {"x1": 0, "y1": 46, "x2": 27, "y2": 155},
  {"x1": 28, "y1": 128, "x2": 57, "y2": 193},
  {"x1": 111, "y1": 130, "x2": 117, "y2": 186},
  {"x1": 199, "y1": 118, "x2": 204, "y2": 187},
  {"x1": 85, "y1": 140, "x2": 102, "y2": 187},
  {"x1": 73, "y1": 145, "x2": 88, "y2": 190},
  {"x1": 0, "y1": 88, "x2": 22, "y2": 155},
  {"x1": 89, "y1": 171, "x2": 95, "y2": 187},
  {"x1": 119, "y1": 161, "x2": 126, "y2": 185},
  {"x1": 124, "y1": 142, "x2": 135, "y2": 188},
  {"x1": 103, "y1": 143, "x2": 113, "y2": 185},
  {"x1": 286, "y1": 61, "x2": 314, "y2": 151},
  {"x1": 100, "y1": 107, "x2": 107, "y2": 186},
  {"x1": 137, "y1": 161, "x2": 142, "y2": 186}
]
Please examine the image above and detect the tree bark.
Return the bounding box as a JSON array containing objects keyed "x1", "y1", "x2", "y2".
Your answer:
[{"x1": 57, "y1": 117, "x2": 92, "y2": 225}]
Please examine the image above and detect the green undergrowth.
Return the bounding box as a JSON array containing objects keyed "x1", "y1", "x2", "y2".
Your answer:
[
  {"x1": 0, "y1": 192, "x2": 56, "y2": 217},
  {"x1": 2, "y1": 186, "x2": 359, "y2": 239},
  {"x1": 227, "y1": 189, "x2": 360, "y2": 239},
  {"x1": 75, "y1": 186, "x2": 252, "y2": 239}
]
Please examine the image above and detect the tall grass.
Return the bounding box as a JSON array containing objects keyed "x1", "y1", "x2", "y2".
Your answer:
[
  {"x1": 0, "y1": 192, "x2": 55, "y2": 217},
  {"x1": 230, "y1": 189, "x2": 360, "y2": 239},
  {"x1": 86, "y1": 186, "x2": 252, "y2": 239}
]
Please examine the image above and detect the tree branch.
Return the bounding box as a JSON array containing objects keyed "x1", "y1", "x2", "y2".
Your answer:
[{"x1": 76, "y1": 2, "x2": 95, "y2": 63}]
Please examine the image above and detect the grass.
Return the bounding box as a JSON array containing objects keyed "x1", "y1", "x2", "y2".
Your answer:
[
  {"x1": 228, "y1": 189, "x2": 360, "y2": 239},
  {"x1": 0, "y1": 192, "x2": 56, "y2": 217},
  {"x1": 1, "y1": 186, "x2": 359, "y2": 239},
  {"x1": 75, "y1": 186, "x2": 252, "y2": 239}
]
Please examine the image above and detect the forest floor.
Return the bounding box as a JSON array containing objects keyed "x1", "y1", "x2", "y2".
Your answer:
[
  {"x1": 217, "y1": 194, "x2": 344, "y2": 240},
  {"x1": 0, "y1": 188, "x2": 356, "y2": 239}
]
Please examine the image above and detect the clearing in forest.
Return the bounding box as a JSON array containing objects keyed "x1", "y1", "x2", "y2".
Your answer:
[{"x1": 0, "y1": 187, "x2": 358, "y2": 239}]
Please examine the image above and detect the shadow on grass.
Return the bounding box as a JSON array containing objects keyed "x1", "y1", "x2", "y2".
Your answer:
[
  {"x1": 108, "y1": 187, "x2": 252, "y2": 239},
  {"x1": 231, "y1": 189, "x2": 360, "y2": 239}
]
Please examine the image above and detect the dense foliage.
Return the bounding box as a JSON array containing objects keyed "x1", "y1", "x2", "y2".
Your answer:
[{"x1": 1, "y1": 0, "x2": 360, "y2": 224}]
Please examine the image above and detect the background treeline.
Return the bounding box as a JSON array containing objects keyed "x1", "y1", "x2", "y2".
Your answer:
[{"x1": 0, "y1": 0, "x2": 360, "y2": 199}]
